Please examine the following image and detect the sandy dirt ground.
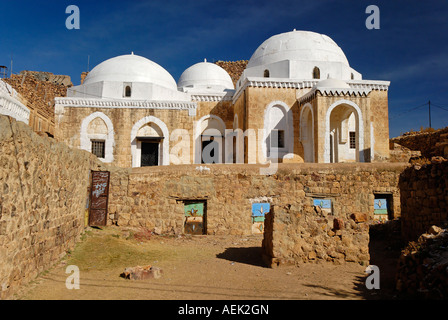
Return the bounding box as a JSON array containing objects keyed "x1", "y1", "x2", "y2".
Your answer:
[{"x1": 13, "y1": 226, "x2": 399, "y2": 301}]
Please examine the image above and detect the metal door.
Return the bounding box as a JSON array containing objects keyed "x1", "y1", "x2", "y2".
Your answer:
[{"x1": 89, "y1": 171, "x2": 110, "y2": 227}]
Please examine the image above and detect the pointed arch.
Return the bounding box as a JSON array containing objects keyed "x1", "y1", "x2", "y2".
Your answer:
[
  {"x1": 131, "y1": 116, "x2": 170, "y2": 167},
  {"x1": 324, "y1": 100, "x2": 364, "y2": 163},
  {"x1": 80, "y1": 112, "x2": 115, "y2": 163},
  {"x1": 300, "y1": 103, "x2": 315, "y2": 163}
]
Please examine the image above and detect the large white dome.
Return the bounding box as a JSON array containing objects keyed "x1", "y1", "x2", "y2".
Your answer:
[
  {"x1": 247, "y1": 30, "x2": 349, "y2": 68},
  {"x1": 178, "y1": 61, "x2": 234, "y2": 92},
  {"x1": 242, "y1": 30, "x2": 360, "y2": 81},
  {"x1": 83, "y1": 54, "x2": 177, "y2": 91}
]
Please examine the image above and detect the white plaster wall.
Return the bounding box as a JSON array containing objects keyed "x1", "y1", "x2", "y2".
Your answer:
[
  {"x1": 243, "y1": 60, "x2": 362, "y2": 81},
  {"x1": 69, "y1": 81, "x2": 191, "y2": 101}
]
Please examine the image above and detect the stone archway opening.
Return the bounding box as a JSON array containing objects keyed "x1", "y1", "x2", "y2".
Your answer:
[{"x1": 325, "y1": 100, "x2": 364, "y2": 163}]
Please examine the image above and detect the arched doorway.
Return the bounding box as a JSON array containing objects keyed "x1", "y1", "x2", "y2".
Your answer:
[
  {"x1": 325, "y1": 100, "x2": 364, "y2": 163},
  {"x1": 195, "y1": 115, "x2": 226, "y2": 164},
  {"x1": 263, "y1": 101, "x2": 293, "y2": 162},
  {"x1": 131, "y1": 116, "x2": 169, "y2": 167},
  {"x1": 300, "y1": 103, "x2": 315, "y2": 163}
]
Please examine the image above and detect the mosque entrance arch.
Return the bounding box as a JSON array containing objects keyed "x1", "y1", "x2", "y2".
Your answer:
[{"x1": 131, "y1": 116, "x2": 169, "y2": 167}]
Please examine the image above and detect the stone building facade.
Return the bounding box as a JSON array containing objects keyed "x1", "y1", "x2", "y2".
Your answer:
[{"x1": 54, "y1": 30, "x2": 391, "y2": 167}]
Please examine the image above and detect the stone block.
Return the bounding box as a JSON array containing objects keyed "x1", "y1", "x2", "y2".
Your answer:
[
  {"x1": 350, "y1": 212, "x2": 368, "y2": 223},
  {"x1": 333, "y1": 218, "x2": 344, "y2": 231}
]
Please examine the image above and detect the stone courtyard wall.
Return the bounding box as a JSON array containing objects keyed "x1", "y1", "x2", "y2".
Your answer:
[
  {"x1": 0, "y1": 115, "x2": 106, "y2": 299},
  {"x1": 399, "y1": 159, "x2": 448, "y2": 241},
  {"x1": 107, "y1": 162, "x2": 407, "y2": 266}
]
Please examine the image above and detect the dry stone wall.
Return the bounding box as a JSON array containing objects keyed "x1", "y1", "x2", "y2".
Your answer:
[
  {"x1": 399, "y1": 159, "x2": 448, "y2": 242},
  {"x1": 107, "y1": 163, "x2": 406, "y2": 266},
  {"x1": 391, "y1": 127, "x2": 448, "y2": 159},
  {"x1": 0, "y1": 115, "x2": 106, "y2": 299}
]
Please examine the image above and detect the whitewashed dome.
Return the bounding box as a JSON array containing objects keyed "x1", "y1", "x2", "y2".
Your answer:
[
  {"x1": 178, "y1": 61, "x2": 234, "y2": 91},
  {"x1": 247, "y1": 30, "x2": 349, "y2": 68},
  {"x1": 83, "y1": 53, "x2": 177, "y2": 90}
]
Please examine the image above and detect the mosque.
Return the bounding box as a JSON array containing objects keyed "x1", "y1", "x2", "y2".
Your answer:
[{"x1": 54, "y1": 30, "x2": 391, "y2": 167}]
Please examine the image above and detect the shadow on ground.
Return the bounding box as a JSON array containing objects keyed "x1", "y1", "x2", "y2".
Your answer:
[
  {"x1": 216, "y1": 247, "x2": 267, "y2": 268},
  {"x1": 361, "y1": 220, "x2": 406, "y2": 300}
]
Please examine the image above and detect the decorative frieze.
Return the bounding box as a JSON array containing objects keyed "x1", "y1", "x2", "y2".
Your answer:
[
  {"x1": 233, "y1": 77, "x2": 390, "y2": 104},
  {"x1": 55, "y1": 97, "x2": 198, "y2": 116},
  {"x1": 190, "y1": 92, "x2": 234, "y2": 102}
]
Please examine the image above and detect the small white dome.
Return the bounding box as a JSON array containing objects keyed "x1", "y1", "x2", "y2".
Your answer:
[
  {"x1": 84, "y1": 54, "x2": 177, "y2": 91},
  {"x1": 314, "y1": 78, "x2": 350, "y2": 89},
  {"x1": 247, "y1": 30, "x2": 349, "y2": 68},
  {"x1": 178, "y1": 61, "x2": 234, "y2": 91}
]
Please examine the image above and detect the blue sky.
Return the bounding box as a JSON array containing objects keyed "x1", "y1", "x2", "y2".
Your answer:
[{"x1": 1, "y1": 0, "x2": 448, "y2": 137}]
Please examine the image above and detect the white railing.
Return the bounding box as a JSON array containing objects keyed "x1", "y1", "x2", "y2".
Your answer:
[{"x1": 0, "y1": 80, "x2": 30, "y2": 124}]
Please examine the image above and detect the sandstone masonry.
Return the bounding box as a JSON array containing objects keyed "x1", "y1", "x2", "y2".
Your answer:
[{"x1": 0, "y1": 115, "x2": 106, "y2": 299}]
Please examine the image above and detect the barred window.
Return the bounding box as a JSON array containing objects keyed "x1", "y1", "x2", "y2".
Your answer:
[
  {"x1": 349, "y1": 131, "x2": 356, "y2": 149},
  {"x1": 91, "y1": 140, "x2": 105, "y2": 158}
]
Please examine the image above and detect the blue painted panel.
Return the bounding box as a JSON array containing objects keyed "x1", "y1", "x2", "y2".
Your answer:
[
  {"x1": 252, "y1": 203, "x2": 270, "y2": 217},
  {"x1": 313, "y1": 199, "x2": 332, "y2": 209},
  {"x1": 374, "y1": 198, "x2": 388, "y2": 214},
  {"x1": 374, "y1": 199, "x2": 388, "y2": 210}
]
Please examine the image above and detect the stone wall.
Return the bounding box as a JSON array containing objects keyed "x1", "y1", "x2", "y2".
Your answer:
[
  {"x1": 0, "y1": 115, "x2": 105, "y2": 299},
  {"x1": 54, "y1": 100, "x2": 234, "y2": 168},
  {"x1": 4, "y1": 73, "x2": 68, "y2": 137},
  {"x1": 214, "y1": 61, "x2": 248, "y2": 87},
  {"x1": 399, "y1": 159, "x2": 448, "y2": 241},
  {"x1": 106, "y1": 162, "x2": 406, "y2": 266},
  {"x1": 391, "y1": 127, "x2": 448, "y2": 159},
  {"x1": 261, "y1": 163, "x2": 406, "y2": 266},
  {"x1": 389, "y1": 142, "x2": 421, "y2": 163}
]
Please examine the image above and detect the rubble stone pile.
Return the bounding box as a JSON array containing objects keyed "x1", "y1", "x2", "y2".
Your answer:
[
  {"x1": 391, "y1": 126, "x2": 448, "y2": 159},
  {"x1": 3, "y1": 72, "x2": 68, "y2": 120},
  {"x1": 215, "y1": 60, "x2": 248, "y2": 86},
  {"x1": 396, "y1": 225, "x2": 448, "y2": 299}
]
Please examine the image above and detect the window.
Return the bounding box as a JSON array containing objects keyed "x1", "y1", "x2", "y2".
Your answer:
[
  {"x1": 313, "y1": 67, "x2": 320, "y2": 79},
  {"x1": 349, "y1": 131, "x2": 356, "y2": 149},
  {"x1": 91, "y1": 140, "x2": 105, "y2": 158},
  {"x1": 124, "y1": 86, "x2": 132, "y2": 97},
  {"x1": 351, "y1": 73, "x2": 354, "y2": 80},
  {"x1": 264, "y1": 69, "x2": 270, "y2": 78},
  {"x1": 271, "y1": 130, "x2": 285, "y2": 149}
]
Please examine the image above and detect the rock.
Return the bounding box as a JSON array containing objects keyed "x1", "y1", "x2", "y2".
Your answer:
[
  {"x1": 308, "y1": 251, "x2": 317, "y2": 260},
  {"x1": 120, "y1": 266, "x2": 163, "y2": 280},
  {"x1": 350, "y1": 212, "x2": 368, "y2": 223},
  {"x1": 428, "y1": 225, "x2": 443, "y2": 235},
  {"x1": 153, "y1": 227, "x2": 162, "y2": 235},
  {"x1": 333, "y1": 218, "x2": 344, "y2": 231}
]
